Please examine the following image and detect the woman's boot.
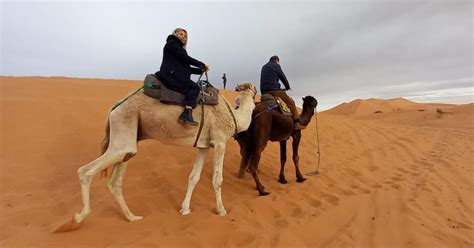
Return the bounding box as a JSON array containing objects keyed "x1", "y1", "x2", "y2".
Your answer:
[{"x1": 178, "y1": 107, "x2": 198, "y2": 126}]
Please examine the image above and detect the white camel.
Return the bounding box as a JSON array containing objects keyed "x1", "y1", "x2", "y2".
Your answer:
[{"x1": 73, "y1": 83, "x2": 256, "y2": 224}]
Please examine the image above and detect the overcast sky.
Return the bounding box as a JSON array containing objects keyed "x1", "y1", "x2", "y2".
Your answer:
[{"x1": 1, "y1": 0, "x2": 473, "y2": 110}]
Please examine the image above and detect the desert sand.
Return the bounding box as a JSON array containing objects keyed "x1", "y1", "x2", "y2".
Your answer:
[{"x1": 1, "y1": 76, "x2": 473, "y2": 247}]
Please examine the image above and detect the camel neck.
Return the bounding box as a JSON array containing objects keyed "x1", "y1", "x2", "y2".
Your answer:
[
  {"x1": 234, "y1": 91, "x2": 255, "y2": 133},
  {"x1": 299, "y1": 107, "x2": 315, "y2": 126}
]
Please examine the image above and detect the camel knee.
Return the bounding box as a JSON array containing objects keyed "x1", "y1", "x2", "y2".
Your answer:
[
  {"x1": 77, "y1": 166, "x2": 88, "y2": 177},
  {"x1": 213, "y1": 172, "x2": 223, "y2": 189},
  {"x1": 188, "y1": 173, "x2": 201, "y2": 186},
  {"x1": 107, "y1": 176, "x2": 122, "y2": 193},
  {"x1": 77, "y1": 167, "x2": 92, "y2": 184},
  {"x1": 107, "y1": 166, "x2": 125, "y2": 193},
  {"x1": 292, "y1": 156, "x2": 299, "y2": 163},
  {"x1": 107, "y1": 180, "x2": 115, "y2": 193}
]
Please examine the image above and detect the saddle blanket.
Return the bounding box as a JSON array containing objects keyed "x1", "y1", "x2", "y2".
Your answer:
[{"x1": 260, "y1": 94, "x2": 293, "y2": 116}]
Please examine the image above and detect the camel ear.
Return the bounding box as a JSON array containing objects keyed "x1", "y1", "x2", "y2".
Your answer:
[{"x1": 237, "y1": 82, "x2": 252, "y2": 92}]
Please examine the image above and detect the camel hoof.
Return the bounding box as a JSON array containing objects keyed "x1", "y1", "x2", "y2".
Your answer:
[
  {"x1": 278, "y1": 178, "x2": 288, "y2": 184},
  {"x1": 127, "y1": 215, "x2": 143, "y2": 222},
  {"x1": 180, "y1": 208, "x2": 191, "y2": 215},
  {"x1": 217, "y1": 209, "x2": 227, "y2": 216},
  {"x1": 259, "y1": 191, "x2": 270, "y2": 196},
  {"x1": 296, "y1": 177, "x2": 307, "y2": 183},
  {"x1": 74, "y1": 213, "x2": 84, "y2": 224}
]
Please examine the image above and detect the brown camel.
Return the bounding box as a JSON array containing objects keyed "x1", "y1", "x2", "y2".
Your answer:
[
  {"x1": 72, "y1": 83, "x2": 256, "y2": 224},
  {"x1": 236, "y1": 95, "x2": 318, "y2": 196}
]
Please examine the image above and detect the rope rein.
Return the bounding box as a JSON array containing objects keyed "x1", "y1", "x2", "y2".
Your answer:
[
  {"x1": 314, "y1": 107, "x2": 321, "y2": 173},
  {"x1": 307, "y1": 106, "x2": 321, "y2": 176}
]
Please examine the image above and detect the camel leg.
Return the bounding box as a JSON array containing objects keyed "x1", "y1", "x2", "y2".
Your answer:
[
  {"x1": 249, "y1": 147, "x2": 269, "y2": 196},
  {"x1": 237, "y1": 137, "x2": 251, "y2": 179},
  {"x1": 107, "y1": 162, "x2": 143, "y2": 221},
  {"x1": 74, "y1": 151, "x2": 131, "y2": 223},
  {"x1": 292, "y1": 130, "x2": 306, "y2": 182},
  {"x1": 212, "y1": 143, "x2": 227, "y2": 216},
  {"x1": 278, "y1": 140, "x2": 288, "y2": 184},
  {"x1": 180, "y1": 148, "x2": 209, "y2": 215},
  {"x1": 236, "y1": 136, "x2": 247, "y2": 178}
]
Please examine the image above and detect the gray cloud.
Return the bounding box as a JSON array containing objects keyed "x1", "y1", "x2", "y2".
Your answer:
[{"x1": 1, "y1": 1, "x2": 472, "y2": 110}]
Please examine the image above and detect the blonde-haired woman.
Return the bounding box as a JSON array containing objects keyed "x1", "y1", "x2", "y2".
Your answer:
[{"x1": 155, "y1": 28, "x2": 209, "y2": 126}]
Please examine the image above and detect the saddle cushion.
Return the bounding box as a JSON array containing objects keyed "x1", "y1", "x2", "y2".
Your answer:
[
  {"x1": 260, "y1": 94, "x2": 293, "y2": 116},
  {"x1": 143, "y1": 74, "x2": 218, "y2": 106}
]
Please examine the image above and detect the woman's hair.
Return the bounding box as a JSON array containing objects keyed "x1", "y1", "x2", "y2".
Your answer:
[{"x1": 172, "y1": 28, "x2": 188, "y2": 47}]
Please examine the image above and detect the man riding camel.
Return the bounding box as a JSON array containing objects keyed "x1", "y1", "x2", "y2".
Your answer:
[{"x1": 260, "y1": 55, "x2": 305, "y2": 130}]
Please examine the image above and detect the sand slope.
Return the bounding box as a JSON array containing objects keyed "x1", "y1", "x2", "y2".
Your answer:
[{"x1": 1, "y1": 76, "x2": 473, "y2": 247}]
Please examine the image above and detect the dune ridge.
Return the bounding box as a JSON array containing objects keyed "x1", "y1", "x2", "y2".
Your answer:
[{"x1": 1, "y1": 76, "x2": 473, "y2": 247}]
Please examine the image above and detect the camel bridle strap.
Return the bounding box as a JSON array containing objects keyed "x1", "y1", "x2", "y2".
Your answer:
[{"x1": 220, "y1": 94, "x2": 238, "y2": 136}]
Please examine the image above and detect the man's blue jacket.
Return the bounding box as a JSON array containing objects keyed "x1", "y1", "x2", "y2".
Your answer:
[{"x1": 260, "y1": 60, "x2": 290, "y2": 94}]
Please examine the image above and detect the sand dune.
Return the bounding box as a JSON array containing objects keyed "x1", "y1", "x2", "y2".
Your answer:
[
  {"x1": 1, "y1": 76, "x2": 473, "y2": 247},
  {"x1": 326, "y1": 97, "x2": 421, "y2": 116}
]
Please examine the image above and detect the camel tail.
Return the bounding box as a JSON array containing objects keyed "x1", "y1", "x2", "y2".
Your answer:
[{"x1": 100, "y1": 115, "x2": 111, "y2": 178}]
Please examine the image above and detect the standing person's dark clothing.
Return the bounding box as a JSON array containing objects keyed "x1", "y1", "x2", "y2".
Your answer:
[
  {"x1": 260, "y1": 60, "x2": 290, "y2": 93},
  {"x1": 259, "y1": 57, "x2": 300, "y2": 125},
  {"x1": 222, "y1": 73, "x2": 227, "y2": 89},
  {"x1": 155, "y1": 35, "x2": 205, "y2": 108}
]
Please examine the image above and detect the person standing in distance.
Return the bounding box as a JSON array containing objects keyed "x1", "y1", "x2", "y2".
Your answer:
[{"x1": 222, "y1": 73, "x2": 227, "y2": 89}]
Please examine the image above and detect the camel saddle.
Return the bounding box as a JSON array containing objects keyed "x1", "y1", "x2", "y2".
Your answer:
[
  {"x1": 257, "y1": 94, "x2": 293, "y2": 117},
  {"x1": 143, "y1": 74, "x2": 219, "y2": 106}
]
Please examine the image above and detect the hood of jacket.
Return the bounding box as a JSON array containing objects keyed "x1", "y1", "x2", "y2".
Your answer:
[{"x1": 166, "y1": 35, "x2": 184, "y2": 46}]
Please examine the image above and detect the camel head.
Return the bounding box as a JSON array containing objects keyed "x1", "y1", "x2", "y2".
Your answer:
[
  {"x1": 235, "y1": 82, "x2": 257, "y2": 98},
  {"x1": 302, "y1": 96, "x2": 318, "y2": 110}
]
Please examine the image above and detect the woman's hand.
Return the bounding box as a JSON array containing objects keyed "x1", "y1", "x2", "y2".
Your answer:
[{"x1": 202, "y1": 64, "x2": 210, "y2": 72}]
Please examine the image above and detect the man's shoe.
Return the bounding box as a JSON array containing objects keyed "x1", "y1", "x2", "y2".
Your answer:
[{"x1": 179, "y1": 109, "x2": 199, "y2": 126}]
